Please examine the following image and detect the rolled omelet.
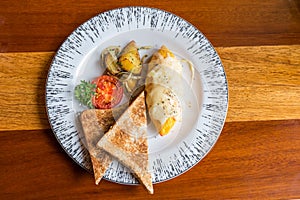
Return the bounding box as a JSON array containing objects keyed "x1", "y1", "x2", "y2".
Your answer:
[{"x1": 145, "y1": 46, "x2": 182, "y2": 136}]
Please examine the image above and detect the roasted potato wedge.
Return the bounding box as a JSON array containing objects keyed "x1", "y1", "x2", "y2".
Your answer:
[{"x1": 118, "y1": 41, "x2": 142, "y2": 75}]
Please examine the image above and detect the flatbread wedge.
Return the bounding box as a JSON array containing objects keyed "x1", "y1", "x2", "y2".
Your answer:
[
  {"x1": 80, "y1": 104, "x2": 127, "y2": 185},
  {"x1": 97, "y1": 91, "x2": 153, "y2": 194}
]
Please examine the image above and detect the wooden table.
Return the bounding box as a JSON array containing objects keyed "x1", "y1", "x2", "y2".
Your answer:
[{"x1": 1, "y1": 0, "x2": 299, "y2": 199}]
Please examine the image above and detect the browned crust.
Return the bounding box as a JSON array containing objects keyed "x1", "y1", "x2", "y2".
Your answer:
[
  {"x1": 97, "y1": 91, "x2": 153, "y2": 194},
  {"x1": 80, "y1": 104, "x2": 127, "y2": 185}
]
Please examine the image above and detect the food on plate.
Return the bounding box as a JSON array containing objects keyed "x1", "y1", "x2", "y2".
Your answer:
[
  {"x1": 97, "y1": 91, "x2": 153, "y2": 194},
  {"x1": 76, "y1": 41, "x2": 152, "y2": 193},
  {"x1": 103, "y1": 49, "x2": 122, "y2": 75},
  {"x1": 145, "y1": 45, "x2": 183, "y2": 136},
  {"x1": 102, "y1": 41, "x2": 144, "y2": 98},
  {"x1": 75, "y1": 41, "x2": 147, "y2": 110},
  {"x1": 80, "y1": 104, "x2": 127, "y2": 184},
  {"x1": 102, "y1": 41, "x2": 142, "y2": 76},
  {"x1": 118, "y1": 41, "x2": 142, "y2": 75},
  {"x1": 75, "y1": 75, "x2": 123, "y2": 109},
  {"x1": 92, "y1": 75, "x2": 123, "y2": 109},
  {"x1": 75, "y1": 41, "x2": 192, "y2": 193},
  {"x1": 74, "y1": 80, "x2": 97, "y2": 109}
]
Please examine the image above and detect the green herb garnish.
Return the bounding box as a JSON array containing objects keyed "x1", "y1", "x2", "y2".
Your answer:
[{"x1": 74, "y1": 80, "x2": 97, "y2": 108}]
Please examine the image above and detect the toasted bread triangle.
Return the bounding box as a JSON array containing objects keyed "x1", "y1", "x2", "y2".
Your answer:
[
  {"x1": 80, "y1": 104, "x2": 127, "y2": 184},
  {"x1": 97, "y1": 91, "x2": 153, "y2": 194}
]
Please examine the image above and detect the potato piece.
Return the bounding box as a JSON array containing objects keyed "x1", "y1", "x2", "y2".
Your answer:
[
  {"x1": 118, "y1": 41, "x2": 142, "y2": 75},
  {"x1": 104, "y1": 52, "x2": 121, "y2": 75}
]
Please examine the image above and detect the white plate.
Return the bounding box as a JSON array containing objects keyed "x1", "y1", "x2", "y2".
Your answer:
[{"x1": 46, "y1": 6, "x2": 228, "y2": 184}]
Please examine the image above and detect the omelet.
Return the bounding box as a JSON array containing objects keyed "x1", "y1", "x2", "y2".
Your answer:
[{"x1": 145, "y1": 46, "x2": 182, "y2": 136}]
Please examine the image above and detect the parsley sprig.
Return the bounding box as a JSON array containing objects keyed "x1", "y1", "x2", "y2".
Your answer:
[{"x1": 74, "y1": 80, "x2": 97, "y2": 109}]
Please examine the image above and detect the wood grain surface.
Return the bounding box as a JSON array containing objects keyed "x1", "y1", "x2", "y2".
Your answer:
[
  {"x1": 0, "y1": 0, "x2": 300, "y2": 199},
  {"x1": 0, "y1": 45, "x2": 299, "y2": 131},
  {"x1": 1, "y1": 0, "x2": 300, "y2": 52},
  {"x1": 0, "y1": 120, "x2": 299, "y2": 199}
]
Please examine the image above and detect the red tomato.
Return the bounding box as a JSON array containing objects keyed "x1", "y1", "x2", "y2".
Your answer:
[{"x1": 92, "y1": 75, "x2": 123, "y2": 109}]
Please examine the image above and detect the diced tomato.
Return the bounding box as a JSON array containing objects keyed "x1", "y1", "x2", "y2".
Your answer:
[{"x1": 91, "y1": 75, "x2": 123, "y2": 109}]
